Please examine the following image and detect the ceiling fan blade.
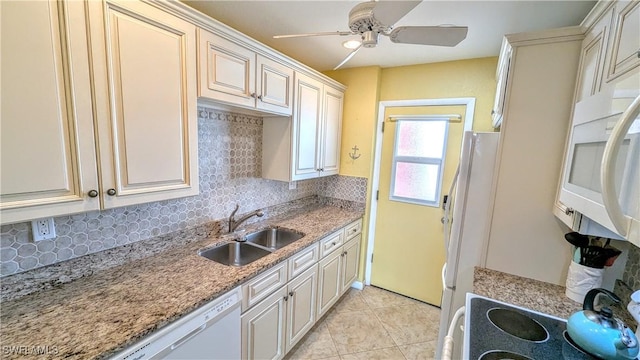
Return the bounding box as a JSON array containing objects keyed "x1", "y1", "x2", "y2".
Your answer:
[
  {"x1": 333, "y1": 45, "x2": 362, "y2": 70},
  {"x1": 371, "y1": 1, "x2": 422, "y2": 27},
  {"x1": 274, "y1": 31, "x2": 353, "y2": 39},
  {"x1": 389, "y1": 26, "x2": 468, "y2": 46}
]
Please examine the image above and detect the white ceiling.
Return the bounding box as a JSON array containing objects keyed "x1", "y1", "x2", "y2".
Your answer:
[{"x1": 182, "y1": 0, "x2": 596, "y2": 72}]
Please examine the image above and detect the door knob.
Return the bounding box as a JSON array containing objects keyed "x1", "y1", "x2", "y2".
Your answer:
[
  {"x1": 106, "y1": 188, "x2": 116, "y2": 196},
  {"x1": 87, "y1": 190, "x2": 98, "y2": 198}
]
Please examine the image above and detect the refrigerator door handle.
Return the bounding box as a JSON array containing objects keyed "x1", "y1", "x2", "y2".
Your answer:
[{"x1": 442, "y1": 263, "x2": 456, "y2": 290}]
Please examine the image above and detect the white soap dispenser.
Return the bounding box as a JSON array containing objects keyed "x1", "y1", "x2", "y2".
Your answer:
[{"x1": 628, "y1": 290, "x2": 640, "y2": 339}]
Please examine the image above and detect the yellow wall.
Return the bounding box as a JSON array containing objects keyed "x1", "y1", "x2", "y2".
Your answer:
[{"x1": 323, "y1": 57, "x2": 499, "y2": 282}]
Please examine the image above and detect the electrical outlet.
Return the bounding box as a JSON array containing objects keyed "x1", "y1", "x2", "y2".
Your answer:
[
  {"x1": 31, "y1": 218, "x2": 56, "y2": 241},
  {"x1": 288, "y1": 181, "x2": 297, "y2": 190}
]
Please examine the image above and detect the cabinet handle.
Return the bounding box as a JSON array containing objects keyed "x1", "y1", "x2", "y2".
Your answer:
[
  {"x1": 106, "y1": 188, "x2": 116, "y2": 196},
  {"x1": 289, "y1": 291, "x2": 294, "y2": 297},
  {"x1": 284, "y1": 295, "x2": 288, "y2": 302},
  {"x1": 565, "y1": 207, "x2": 574, "y2": 215},
  {"x1": 87, "y1": 190, "x2": 98, "y2": 198}
]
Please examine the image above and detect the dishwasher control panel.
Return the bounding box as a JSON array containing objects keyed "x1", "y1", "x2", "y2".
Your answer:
[{"x1": 204, "y1": 292, "x2": 239, "y2": 321}]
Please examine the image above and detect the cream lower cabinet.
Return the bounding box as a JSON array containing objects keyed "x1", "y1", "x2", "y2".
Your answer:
[
  {"x1": 341, "y1": 234, "x2": 361, "y2": 293},
  {"x1": 1, "y1": 0, "x2": 199, "y2": 224},
  {"x1": 262, "y1": 73, "x2": 344, "y2": 182},
  {"x1": 242, "y1": 264, "x2": 318, "y2": 360},
  {"x1": 242, "y1": 285, "x2": 288, "y2": 360},
  {"x1": 242, "y1": 219, "x2": 362, "y2": 359}
]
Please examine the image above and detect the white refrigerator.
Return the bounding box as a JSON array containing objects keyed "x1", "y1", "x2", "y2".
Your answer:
[{"x1": 435, "y1": 131, "x2": 500, "y2": 360}]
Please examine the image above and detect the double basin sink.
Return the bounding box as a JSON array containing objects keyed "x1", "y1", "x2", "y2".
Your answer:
[{"x1": 199, "y1": 228, "x2": 304, "y2": 266}]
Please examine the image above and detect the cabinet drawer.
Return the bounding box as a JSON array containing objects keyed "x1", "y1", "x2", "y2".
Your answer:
[
  {"x1": 344, "y1": 219, "x2": 362, "y2": 241},
  {"x1": 242, "y1": 261, "x2": 288, "y2": 312},
  {"x1": 288, "y1": 243, "x2": 320, "y2": 279},
  {"x1": 319, "y1": 230, "x2": 343, "y2": 258}
]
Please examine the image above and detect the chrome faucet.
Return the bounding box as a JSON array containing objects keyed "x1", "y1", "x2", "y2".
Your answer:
[{"x1": 228, "y1": 204, "x2": 264, "y2": 233}]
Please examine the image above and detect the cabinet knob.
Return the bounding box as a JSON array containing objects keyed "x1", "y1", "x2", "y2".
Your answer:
[
  {"x1": 87, "y1": 190, "x2": 98, "y2": 198},
  {"x1": 284, "y1": 295, "x2": 288, "y2": 301},
  {"x1": 319, "y1": 168, "x2": 324, "y2": 172},
  {"x1": 565, "y1": 207, "x2": 574, "y2": 215},
  {"x1": 491, "y1": 110, "x2": 496, "y2": 115},
  {"x1": 331, "y1": 242, "x2": 336, "y2": 246},
  {"x1": 258, "y1": 95, "x2": 263, "y2": 101},
  {"x1": 250, "y1": 93, "x2": 257, "y2": 99},
  {"x1": 106, "y1": 188, "x2": 117, "y2": 196},
  {"x1": 289, "y1": 291, "x2": 294, "y2": 297}
]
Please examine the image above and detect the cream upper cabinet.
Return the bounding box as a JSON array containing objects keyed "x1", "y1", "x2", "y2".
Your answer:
[
  {"x1": 87, "y1": 0, "x2": 199, "y2": 210},
  {"x1": 262, "y1": 72, "x2": 344, "y2": 182},
  {"x1": 320, "y1": 86, "x2": 344, "y2": 176},
  {"x1": 574, "y1": 5, "x2": 615, "y2": 103},
  {"x1": 1, "y1": 0, "x2": 199, "y2": 225},
  {"x1": 198, "y1": 29, "x2": 293, "y2": 116},
  {"x1": 1, "y1": 0, "x2": 99, "y2": 224},
  {"x1": 604, "y1": 1, "x2": 640, "y2": 83},
  {"x1": 341, "y1": 235, "x2": 361, "y2": 293}
]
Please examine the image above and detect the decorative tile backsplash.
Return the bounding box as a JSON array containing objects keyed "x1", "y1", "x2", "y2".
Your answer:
[{"x1": 0, "y1": 107, "x2": 367, "y2": 277}]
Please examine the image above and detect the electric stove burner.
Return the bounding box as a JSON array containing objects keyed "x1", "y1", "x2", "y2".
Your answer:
[
  {"x1": 562, "y1": 331, "x2": 600, "y2": 360},
  {"x1": 478, "y1": 350, "x2": 534, "y2": 360}
]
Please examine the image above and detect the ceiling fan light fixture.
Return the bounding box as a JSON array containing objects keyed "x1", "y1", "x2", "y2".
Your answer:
[{"x1": 342, "y1": 39, "x2": 362, "y2": 49}]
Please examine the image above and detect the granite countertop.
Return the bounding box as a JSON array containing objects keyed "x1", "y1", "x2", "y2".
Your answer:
[
  {"x1": 0, "y1": 204, "x2": 363, "y2": 360},
  {"x1": 473, "y1": 267, "x2": 636, "y2": 329}
]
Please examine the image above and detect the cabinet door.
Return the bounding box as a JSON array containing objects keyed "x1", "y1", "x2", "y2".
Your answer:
[
  {"x1": 256, "y1": 55, "x2": 294, "y2": 116},
  {"x1": 320, "y1": 86, "x2": 344, "y2": 176},
  {"x1": 292, "y1": 73, "x2": 323, "y2": 181},
  {"x1": 316, "y1": 248, "x2": 342, "y2": 318},
  {"x1": 88, "y1": 0, "x2": 199, "y2": 209},
  {"x1": 242, "y1": 286, "x2": 287, "y2": 360},
  {"x1": 198, "y1": 29, "x2": 256, "y2": 108},
  {"x1": 285, "y1": 265, "x2": 318, "y2": 353},
  {"x1": 0, "y1": 0, "x2": 99, "y2": 224},
  {"x1": 575, "y1": 6, "x2": 615, "y2": 102},
  {"x1": 341, "y1": 235, "x2": 361, "y2": 293},
  {"x1": 605, "y1": 1, "x2": 639, "y2": 82}
]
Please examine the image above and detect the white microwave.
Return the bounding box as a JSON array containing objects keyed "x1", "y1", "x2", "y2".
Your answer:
[{"x1": 560, "y1": 72, "x2": 640, "y2": 242}]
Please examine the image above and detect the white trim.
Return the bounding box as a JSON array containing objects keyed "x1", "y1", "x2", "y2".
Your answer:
[
  {"x1": 364, "y1": 98, "x2": 475, "y2": 286},
  {"x1": 351, "y1": 281, "x2": 364, "y2": 290}
]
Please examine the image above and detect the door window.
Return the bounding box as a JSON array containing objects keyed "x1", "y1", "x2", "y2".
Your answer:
[{"x1": 389, "y1": 119, "x2": 449, "y2": 207}]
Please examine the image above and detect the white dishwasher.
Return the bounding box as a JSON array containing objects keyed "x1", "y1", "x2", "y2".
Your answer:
[{"x1": 111, "y1": 287, "x2": 241, "y2": 360}]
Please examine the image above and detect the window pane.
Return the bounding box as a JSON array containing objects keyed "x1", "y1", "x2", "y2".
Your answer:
[
  {"x1": 392, "y1": 162, "x2": 439, "y2": 202},
  {"x1": 396, "y1": 121, "x2": 447, "y2": 158}
]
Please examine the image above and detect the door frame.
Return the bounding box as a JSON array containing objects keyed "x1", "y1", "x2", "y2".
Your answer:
[{"x1": 364, "y1": 98, "x2": 476, "y2": 285}]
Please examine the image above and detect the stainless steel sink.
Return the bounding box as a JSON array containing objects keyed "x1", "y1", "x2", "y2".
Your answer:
[
  {"x1": 243, "y1": 227, "x2": 304, "y2": 250},
  {"x1": 199, "y1": 242, "x2": 272, "y2": 266}
]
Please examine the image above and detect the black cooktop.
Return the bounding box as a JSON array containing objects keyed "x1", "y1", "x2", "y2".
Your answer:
[{"x1": 466, "y1": 296, "x2": 599, "y2": 360}]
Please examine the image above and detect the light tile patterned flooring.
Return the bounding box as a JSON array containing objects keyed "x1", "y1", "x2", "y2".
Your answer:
[{"x1": 285, "y1": 286, "x2": 441, "y2": 360}]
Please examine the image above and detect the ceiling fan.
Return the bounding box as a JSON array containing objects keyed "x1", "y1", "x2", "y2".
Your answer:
[{"x1": 273, "y1": 0, "x2": 468, "y2": 70}]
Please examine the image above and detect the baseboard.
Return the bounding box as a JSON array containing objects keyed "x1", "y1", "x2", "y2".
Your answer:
[{"x1": 351, "y1": 281, "x2": 364, "y2": 290}]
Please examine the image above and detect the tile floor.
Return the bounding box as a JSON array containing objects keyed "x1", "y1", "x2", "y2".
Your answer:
[{"x1": 285, "y1": 286, "x2": 441, "y2": 360}]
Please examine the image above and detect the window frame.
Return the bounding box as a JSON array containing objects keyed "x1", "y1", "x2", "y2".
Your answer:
[{"x1": 388, "y1": 117, "x2": 450, "y2": 207}]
